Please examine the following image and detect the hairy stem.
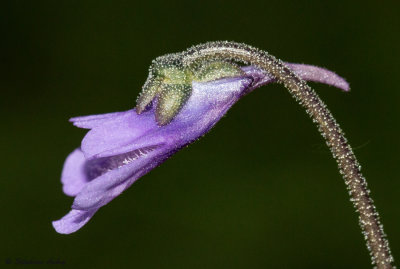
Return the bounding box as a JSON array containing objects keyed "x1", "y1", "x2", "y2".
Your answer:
[{"x1": 183, "y1": 41, "x2": 394, "y2": 268}]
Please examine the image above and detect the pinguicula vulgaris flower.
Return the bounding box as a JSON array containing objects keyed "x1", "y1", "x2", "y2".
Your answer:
[
  {"x1": 53, "y1": 64, "x2": 347, "y2": 234},
  {"x1": 53, "y1": 42, "x2": 394, "y2": 268}
]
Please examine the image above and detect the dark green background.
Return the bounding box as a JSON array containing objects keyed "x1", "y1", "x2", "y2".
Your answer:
[{"x1": 2, "y1": 0, "x2": 399, "y2": 268}]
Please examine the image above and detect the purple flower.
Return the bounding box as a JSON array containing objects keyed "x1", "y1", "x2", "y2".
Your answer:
[{"x1": 52, "y1": 64, "x2": 349, "y2": 234}]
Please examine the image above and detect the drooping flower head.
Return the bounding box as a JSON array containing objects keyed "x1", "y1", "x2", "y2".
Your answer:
[{"x1": 52, "y1": 44, "x2": 349, "y2": 234}]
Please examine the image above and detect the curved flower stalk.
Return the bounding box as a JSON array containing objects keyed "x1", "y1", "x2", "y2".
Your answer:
[{"x1": 53, "y1": 41, "x2": 394, "y2": 268}]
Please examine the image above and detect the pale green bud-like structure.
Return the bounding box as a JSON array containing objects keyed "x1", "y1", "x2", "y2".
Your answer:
[{"x1": 136, "y1": 53, "x2": 244, "y2": 125}]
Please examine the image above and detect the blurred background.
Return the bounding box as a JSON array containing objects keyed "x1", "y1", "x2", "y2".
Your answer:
[{"x1": 1, "y1": 0, "x2": 399, "y2": 268}]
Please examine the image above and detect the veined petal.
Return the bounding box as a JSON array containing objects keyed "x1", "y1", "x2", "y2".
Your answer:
[{"x1": 72, "y1": 146, "x2": 168, "y2": 210}]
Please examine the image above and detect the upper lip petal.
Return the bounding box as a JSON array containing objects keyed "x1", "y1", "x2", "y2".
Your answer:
[
  {"x1": 80, "y1": 109, "x2": 161, "y2": 159},
  {"x1": 70, "y1": 110, "x2": 129, "y2": 129}
]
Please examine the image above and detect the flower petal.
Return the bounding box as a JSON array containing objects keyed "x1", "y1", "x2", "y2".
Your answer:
[
  {"x1": 61, "y1": 148, "x2": 89, "y2": 197},
  {"x1": 52, "y1": 209, "x2": 98, "y2": 234},
  {"x1": 80, "y1": 109, "x2": 160, "y2": 159},
  {"x1": 173, "y1": 77, "x2": 252, "y2": 132},
  {"x1": 70, "y1": 111, "x2": 130, "y2": 129},
  {"x1": 72, "y1": 147, "x2": 168, "y2": 210}
]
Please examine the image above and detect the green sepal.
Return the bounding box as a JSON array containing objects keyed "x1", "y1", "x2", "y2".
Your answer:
[
  {"x1": 136, "y1": 77, "x2": 162, "y2": 114},
  {"x1": 193, "y1": 61, "x2": 244, "y2": 82},
  {"x1": 155, "y1": 84, "x2": 192, "y2": 125}
]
